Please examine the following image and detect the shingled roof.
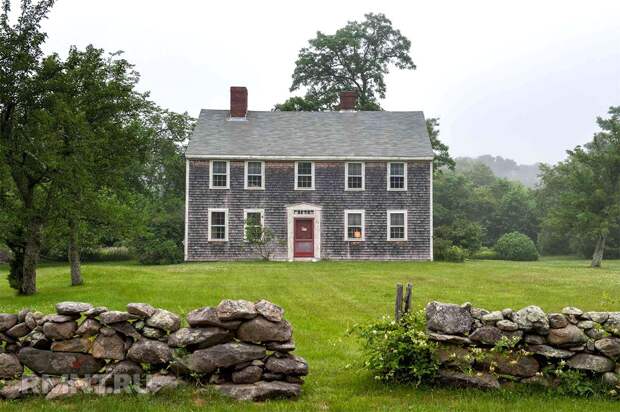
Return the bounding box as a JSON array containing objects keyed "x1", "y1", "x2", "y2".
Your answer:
[{"x1": 185, "y1": 109, "x2": 434, "y2": 160}]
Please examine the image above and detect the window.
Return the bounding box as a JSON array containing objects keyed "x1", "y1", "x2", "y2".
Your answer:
[
  {"x1": 244, "y1": 209, "x2": 264, "y2": 240},
  {"x1": 295, "y1": 161, "x2": 314, "y2": 190},
  {"x1": 387, "y1": 162, "x2": 407, "y2": 191},
  {"x1": 387, "y1": 210, "x2": 408, "y2": 241},
  {"x1": 208, "y1": 209, "x2": 228, "y2": 241},
  {"x1": 245, "y1": 161, "x2": 264, "y2": 190},
  {"x1": 344, "y1": 210, "x2": 365, "y2": 241},
  {"x1": 210, "y1": 161, "x2": 229, "y2": 189},
  {"x1": 345, "y1": 162, "x2": 365, "y2": 190}
]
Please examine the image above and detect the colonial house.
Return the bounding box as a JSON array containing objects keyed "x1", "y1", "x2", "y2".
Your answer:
[{"x1": 184, "y1": 87, "x2": 434, "y2": 261}]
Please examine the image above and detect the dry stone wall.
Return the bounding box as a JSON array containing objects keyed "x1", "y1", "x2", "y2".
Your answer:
[
  {"x1": 425, "y1": 301, "x2": 620, "y2": 389},
  {"x1": 0, "y1": 300, "x2": 307, "y2": 402}
]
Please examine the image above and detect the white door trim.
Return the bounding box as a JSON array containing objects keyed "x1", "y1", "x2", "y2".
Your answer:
[{"x1": 286, "y1": 203, "x2": 322, "y2": 261}]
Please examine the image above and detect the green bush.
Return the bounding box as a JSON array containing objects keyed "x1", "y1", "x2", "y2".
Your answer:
[
  {"x1": 135, "y1": 238, "x2": 183, "y2": 265},
  {"x1": 444, "y1": 245, "x2": 466, "y2": 262},
  {"x1": 351, "y1": 310, "x2": 439, "y2": 385},
  {"x1": 82, "y1": 246, "x2": 132, "y2": 262},
  {"x1": 494, "y1": 232, "x2": 539, "y2": 261},
  {"x1": 471, "y1": 246, "x2": 499, "y2": 260},
  {"x1": 432, "y1": 238, "x2": 453, "y2": 261}
]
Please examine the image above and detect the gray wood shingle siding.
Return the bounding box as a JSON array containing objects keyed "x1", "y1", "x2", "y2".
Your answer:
[{"x1": 186, "y1": 160, "x2": 432, "y2": 261}]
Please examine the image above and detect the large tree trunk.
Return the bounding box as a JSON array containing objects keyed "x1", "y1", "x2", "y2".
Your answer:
[
  {"x1": 591, "y1": 234, "x2": 607, "y2": 268},
  {"x1": 19, "y1": 220, "x2": 41, "y2": 295},
  {"x1": 68, "y1": 219, "x2": 83, "y2": 286}
]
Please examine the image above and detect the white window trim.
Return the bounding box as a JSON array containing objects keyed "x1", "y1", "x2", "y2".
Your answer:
[
  {"x1": 294, "y1": 161, "x2": 315, "y2": 190},
  {"x1": 208, "y1": 208, "x2": 229, "y2": 242},
  {"x1": 387, "y1": 162, "x2": 407, "y2": 191},
  {"x1": 345, "y1": 162, "x2": 365, "y2": 191},
  {"x1": 344, "y1": 209, "x2": 366, "y2": 241},
  {"x1": 387, "y1": 209, "x2": 408, "y2": 241},
  {"x1": 209, "y1": 160, "x2": 230, "y2": 190},
  {"x1": 244, "y1": 161, "x2": 265, "y2": 190},
  {"x1": 243, "y1": 208, "x2": 265, "y2": 241}
]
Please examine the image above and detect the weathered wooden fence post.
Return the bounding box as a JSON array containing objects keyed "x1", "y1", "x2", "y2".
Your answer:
[
  {"x1": 404, "y1": 283, "x2": 413, "y2": 314},
  {"x1": 395, "y1": 283, "x2": 403, "y2": 321}
]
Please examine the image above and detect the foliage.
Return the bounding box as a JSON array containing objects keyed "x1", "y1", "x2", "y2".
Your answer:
[
  {"x1": 435, "y1": 218, "x2": 483, "y2": 253},
  {"x1": 244, "y1": 216, "x2": 281, "y2": 261},
  {"x1": 443, "y1": 245, "x2": 466, "y2": 263},
  {"x1": 426, "y1": 118, "x2": 455, "y2": 172},
  {"x1": 279, "y1": 13, "x2": 415, "y2": 111},
  {"x1": 494, "y1": 232, "x2": 539, "y2": 261},
  {"x1": 456, "y1": 155, "x2": 541, "y2": 188},
  {"x1": 81, "y1": 247, "x2": 132, "y2": 262},
  {"x1": 547, "y1": 361, "x2": 598, "y2": 398},
  {"x1": 352, "y1": 310, "x2": 439, "y2": 385},
  {"x1": 131, "y1": 199, "x2": 184, "y2": 265},
  {"x1": 471, "y1": 247, "x2": 500, "y2": 260}
]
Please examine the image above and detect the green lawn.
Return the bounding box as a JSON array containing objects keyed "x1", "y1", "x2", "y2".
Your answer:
[{"x1": 0, "y1": 258, "x2": 619, "y2": 411}]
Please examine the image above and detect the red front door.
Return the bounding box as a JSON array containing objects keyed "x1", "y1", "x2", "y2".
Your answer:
[{"x1": 294, "y1": 219, "x2": 314, "y2": 258}]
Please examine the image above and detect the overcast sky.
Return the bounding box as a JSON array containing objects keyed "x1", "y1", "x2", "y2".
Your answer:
[{"x1": 39, "y1": 0, "x2": 619, "y2": 164}]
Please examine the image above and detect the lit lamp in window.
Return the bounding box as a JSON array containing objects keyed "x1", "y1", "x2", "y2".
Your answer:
[{"x1": 354, "y1": 230, "x2": 362, "y2": 239}]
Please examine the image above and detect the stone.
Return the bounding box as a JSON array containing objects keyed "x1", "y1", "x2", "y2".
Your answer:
[
  {"x1": 50, "y1": 337, "x2": 91, "y2": 353},
  {"x1": 547, "y1": 324, "x2": 587, "y2": 346},
  {"x1": 602, "y1": 372, "x2": 619, "y2": 387},
  {"x1": 512, "y1": 306, "x2": 549, "y2": 334},
  {"x1": 17, "y1": 308, "x2": 31, "y2": 323},
  {"x1": 524, "y1": 334, "x2": 546, "y2": 345},
  {"x1": 0, "y1": 376, "x2": 43, "y2": 399},
  {"x1": 567, "y1": 353, "x2": 615, "y2": 372},
  {"x1": 127, "y1": 339, "x2": 172, "y2": 364},
  {"x1": 43, "y1": 321, "x2": 77, "y2": 340},
  {"x1": 145, "y1": 309, "x2": 181, "y2": 332},
  {"x1": 496, "y1": 320, "x2": 519, "y2": 331},
  {"x1": 142, "y1": 326, "x2": 166, "y2": 339},
  {"x1": 76, "y1": 318, "x2": 101, "y2": 336},
  {"x1": 527, "y1": 344, "x2": 574, "y2": 359},
  {"x1": 46, "y1": 382, "x2": 78, "y2": 400},
  {"x1": 56, "y1": 301, "x2": 93, "y2": 315},
  {"x1": 92, "y1": 333, "x2": 125, "y2": 360},
  {"x1": 481, "y1": 311, "x2": 504, "y2": 323},
  {"x1": 168, "y1": 327, "x2": 232, "y2": 348},
  {"x1": 562, "y1": 306, "x2": 583, "y2": 316},
  {"x1": 237, "y1": 317, "x2": 293, "y2": 343},
  {"x1": 24, "y1": 312, "x2": 40, "y2": 329},
  {"x1": 266, "y1": 341, "x2": 296, "y2": 352},
  {"x1": 109, "y1": 321, "x2": 141, "y2": 340},
  {"x1": 216, "y1": 381, "x2": 301, "y2": 401},
  {"x1": 99, "y1": 311, "x2": 131, "y2": 324},
  {"x1": 22, "y1": 331, "x2": 49, "y2": 349},
  {"x1": 44, "y1": 314, "x2": 79, "y2": 323},
  {"x1": 469, "y1": 326, "x2": 521, "y2": 346},
  {"x1": 232, "y1": 365, "x2": 263, "y2": 384},
  {"x1": 481, "y1": 353, "x2": 539, "y2": 378},
  {"x1": 84, "y1": 306, "x2": 108, "y2": 317},
  {"x1": 0, "y1": 313, "x2": 18, "y2": 332},
  {"x1": 186, "y1": 306, "x2": 242, "y2": 329},
  {"x1": 585, "y1": 328, "x2": 607, "y2": 340},
  {"x1": 255, "y1": 300, "x2": 284, "y2": 322},
  {"x1": 585, "y1": 312, "x2": 609, "y2": 324},
  {"x1": 286, "y1": 376, "x2": 304, "y2": 384},
  {"x1": 263, "y1": 372, "x2": 285, "y2": 381},
  {"x1": 265, "y1": 354, "x2": 308, "y2": 376},
  {"x1": 6, "y1": 322, "x2": 30, "y2": 338},
  {"x1": 127, "y1": 303, "x2": 157, "y2": 318},
  {"x1": 428, "y1": 332, "x2": 472, "y2": 345},
  {"x1": 470, "y1": 307, "x2": 489, "y2": 320},
  {"x1": 217, "y1": 299, "x2": 258, "y2": 321},
  {"x1": 577, "y1": 320, "x2": 595, "y2": 329},
  {"x1": 100, "y1": 326, "x2": 116, "y2": 336},
  {"x1": 18, "y1": 347, "x2": 105, "y2": 375},
  {"x1": 426, "y1": 301, "x2": 473, "y2": 335},
  {"x1": 521, "y1": 375, "x2": 556, "y2": 388},
  {"x1": 435, "y1": 345, "x2": 472, "y2": 368},
  {"x1": 548, "y1": 313, "x2": 568, "y2": 329},
  {"x1": 568, "y1": 345, "x2": 585, "y2": 352},
  {"x1": 594, "y1": 337, "x2": 620, "y2": 358},
  {"x1": 501, "y1": 308, "x2": 513, "y2": 318},
  {"x1": 146, "y1": 373, "x2": 181, "y2": 393},
  {"x1": 101, "y1": 360, "x2": 143, "y2": 386},
  {"x1": 188, "y1": 342, "x2": 265, "y2": 373},
  {"x1": 0, "y1": 353, "x2": 23, "y2": 379},
  {"x1": 438, "y1": 369, "x2": 500, "y2": 389},
  {"x1": 604, "y1": 313, "x2": 620, "y2": 336}
]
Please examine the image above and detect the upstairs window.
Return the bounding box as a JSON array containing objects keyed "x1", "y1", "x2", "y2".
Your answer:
[
  {"x1": 210, "y1": 160, "x2": 229, "y2": 189},
  {"x1": 345, "y1": 162, "x2": 365, "y2": 190},
  {"x1": 387, "y1": 210, "x2": 408, "y2": 241},
  {"x1": 388, "y1": 162, "x2": 407, "y2": 191},
  {"x1": 208, "y1": 209, "x2": 228, "y2": 241},
  {"x1": 295, "y1": 161, "x2": 314, "y2": 190},
  {"x1": 344, "y1": 210, "x2": 365, "y2": 241},
  {"x1": 245, "y1": 161, "x2": 264, "y2": 189}
]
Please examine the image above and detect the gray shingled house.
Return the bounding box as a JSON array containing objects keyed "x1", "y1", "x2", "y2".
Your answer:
[{"x1": 184, "y1": 87, "x2": 434, "y2": 261}]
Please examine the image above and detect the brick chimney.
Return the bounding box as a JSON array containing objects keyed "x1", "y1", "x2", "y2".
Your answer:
[
  {"x1": 230, "y1": 86, "x2": 248, "y2": 118},
  {"x1": 339, "y1": 91, "x2": 357, "y2": 111}
]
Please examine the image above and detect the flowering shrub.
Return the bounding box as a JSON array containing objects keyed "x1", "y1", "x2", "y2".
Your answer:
[{"x1": 351, "y1": 310, "x2": 439, "y2": 384}]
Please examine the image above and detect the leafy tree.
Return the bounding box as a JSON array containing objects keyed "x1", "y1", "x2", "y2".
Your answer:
[
  {"x1": 538, "y1": 107, "x2": 620, "y2": 267},
  {"x1": 426, "y1": 118, "x2": 455, "y2": 172},
  {"x1": 244, "y1": 216, "x2": 281, "y2": 261},
  {"x1": 494, "y1": 232, "x2": 539, "y2": 261},
  {"x1": 279, "y1": 13, "x2": 415, "y2": 111}
]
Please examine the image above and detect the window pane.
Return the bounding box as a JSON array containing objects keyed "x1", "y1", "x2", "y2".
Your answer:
[
  {"x1": 390, "y1": 213, "x2": 404, "y2": 226},
  {"x1": 211, "y1": 212, "x2": 225, "y2": 226},
  {"x1": 247, "y1": 175, "x2": 262, "y2": 187},
  {"x1": 348, "y1": 213, "x2": 362, "y2": 226},
  {"x1": 213, "y1": 174, "x2": 227, "y2": 187},
  {"x1": 212, "y1": 226, "x2": 226, "y2": 239},
  {"x1": 297, "y1": 175, "x2": 312, "y2": 188},
  {"x1": 390, "y1": 227, "x2": 404, "y2": 239},
  {"x1": 297, "y1": 162, "x2": 312, "y2": 175},
  {"x1": 213, "y1": 161, "x2": 227, "y2": 174},
  {"x1": 248, "y1": 162, "x2": 262, "y2": 175},
  {"x1": 390, "y1": 176, "x2": 404, "y2": 189},
  {"x1": 348, "y1": 163, "x2": 362, "y2": 176},
  {"x1": 390, "y1": 163, "x2": 404, "y2": 176},
  {"x1": 348, "y1": 176, "x2": 362, "y2": 189},
  {"x1": 246, "y1": 212, "x2": 262, "y2": 226},
  {"x1": 348, "y1": 226, "x2": 363, "y2": 239}
]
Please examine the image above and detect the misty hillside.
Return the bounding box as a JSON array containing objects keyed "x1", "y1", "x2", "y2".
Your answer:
[{"x1": 455, "y1": 155, "x2": 541, "y2": 188}]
